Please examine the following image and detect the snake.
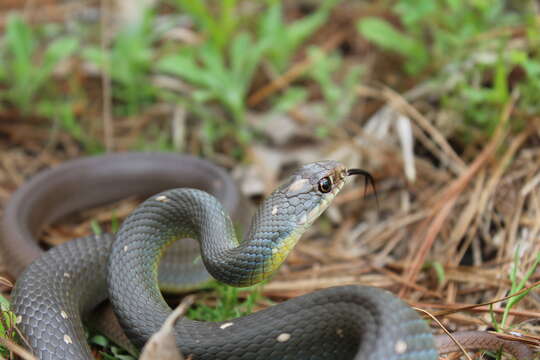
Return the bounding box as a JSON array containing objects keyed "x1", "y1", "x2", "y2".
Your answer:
[{"x1": 1, "y1": 153, "x2": 533, "y2": 360}]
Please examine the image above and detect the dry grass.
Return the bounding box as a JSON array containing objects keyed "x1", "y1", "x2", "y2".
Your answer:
[
  {"x1": 4, "y1": 95, "x2": 538, "y2": 360},
  {"x1": 0, "y1": 1, "x2": 539, "y2": 360}
]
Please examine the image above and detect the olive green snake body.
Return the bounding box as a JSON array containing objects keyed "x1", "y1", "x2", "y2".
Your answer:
[{"x1": 1, "y1": 153, "x2": 533, "y2": 359}]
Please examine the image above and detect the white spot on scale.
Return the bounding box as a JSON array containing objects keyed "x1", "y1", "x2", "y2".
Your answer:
[
  {"x1": 271, "y1": 247, "x2": 278, "y2": 254},
  {"x1": 64, "y1": 335, "x2": 73, "y2": 344},
  {"x1": 63, "y1": 273, "x2": 70, "y2": 278},
  {"x1": 272, "y1": 206, "x2": 278, "y2": 215},
  {"x1": 124, "y1": 245, "x2": 128, "y2": 252},
  {"x1": 298, "y1": 213, "x2": 307, "y2": 225},
  {"x1": 220, "y1": 322, "x2": 234, "y2": 329},
  {"x1": 60, "y1": 311, "x2": 68, "y2": 319},
  {"x1": 287, "y1": 178, "x2": 310, "y2": 193},
  {"x1": 394, "y1": 340, "x2": 407, "y2": 354},
  {"x1": 277, "y1": 333, "x2": 291, "y2": 342},
  {"x1": 15, "y1": 315, "x2": 22, "y2": 324},
  {"x1": 156, "y1": 195, "x2": 168, "y2": 202}
]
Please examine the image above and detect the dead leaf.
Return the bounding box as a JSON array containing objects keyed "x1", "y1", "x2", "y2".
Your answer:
[{"x1": 139, "y1": 296, "x2": 195, "y2": 360}]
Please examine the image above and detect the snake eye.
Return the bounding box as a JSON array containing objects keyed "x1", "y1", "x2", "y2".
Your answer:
[{"x1": 318, "y1": 177, "x2": 332, "y2": 193}]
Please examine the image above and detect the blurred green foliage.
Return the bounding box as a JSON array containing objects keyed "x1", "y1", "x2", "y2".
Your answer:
[
  {"x1": 499, "y1": 248, "x2": 540, "y2": 330},
  {"x1": 358, "y1": 0, "x2": 539, "y2": 134},
  {"x1": 358, "y1": 16, "x2": 428, "y2": 74},
  {"x1": 308, "y1": 47, "x2": 363, "y2": 136},
  {"x1": 83, "y1": 11, "x2": 158, "y2": 116},
  {"x1": 157, "y1": 31, "x2": 267, "y2": 146},
  {"x1": 170, "y1": 0, "x2": 241, "y2": 50},
  {"x1": 158, "y1": 0, "x2": 341, "y2": 155},
  {"x1": 0, "y1": 294, "x2": 17, "y2": 358},
  {"x1": 187, "y1": 283, "x2": 262, "y2": 322},
  {"x1": 0, "y1": 1, "x2": 343, "y2": 156},
  {"x1": 1, "y1": 0, "x2": 538, "y2": 152},
  {"x1": 258, "y1": 0, "x2": 340, "y2": 74},
  {"x1": 89, "y1": 334, "x2": 136, "y2": 360},
  {"x1": 0, "y1": 14, "x2": 78, "y2": 112},
  {"x1": 358, "y1": 0, "x2": 522, "y2": 75}
]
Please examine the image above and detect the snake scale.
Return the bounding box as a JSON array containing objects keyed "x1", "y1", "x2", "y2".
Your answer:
[{"x1": 1, "y1": 153, "x2": 532, "y2": 359}]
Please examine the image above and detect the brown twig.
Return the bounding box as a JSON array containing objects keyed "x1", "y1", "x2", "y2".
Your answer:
[
  {"x1": 399, "y1": 92, "x2": 518, "y2": 297},
  {"x1": 0, "y1": 337, "x2": 36, "y2": 360},
  {"x1": 416, "y1": 280, "x2": 540, "y2": 318},
  {"x1": 414, "y1": 307, "x2": 473, "y2": 360}
]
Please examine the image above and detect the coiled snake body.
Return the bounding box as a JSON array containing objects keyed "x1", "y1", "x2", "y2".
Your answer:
[{"x1": 2, "y1": 153, "x2": 529, "y2": 359}]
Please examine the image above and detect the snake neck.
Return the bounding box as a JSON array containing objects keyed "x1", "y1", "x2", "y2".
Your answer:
[
  {"x1": 199, "y1": 179, "x2": 333, "y2": 286},
  {"x1": 185, "y1": 188, "x2": 313, "y2": 287},
  {"x1": 112, "y1": 188, "x2": 314, "y2": 289},
  {"x1": 213, "y1": 187, "x2": 307, "y2": 287}
]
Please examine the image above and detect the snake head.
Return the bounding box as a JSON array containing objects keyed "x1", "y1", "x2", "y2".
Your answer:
[
  {"x1": 230, "y1": 160, "x2": 376, "y2": 286},
  {"x1": 236, "y1": 160, "x2": 377, "y2": 283},
  {"x1": 278, "y1": 160, "x2": 375, "y2": 229}
]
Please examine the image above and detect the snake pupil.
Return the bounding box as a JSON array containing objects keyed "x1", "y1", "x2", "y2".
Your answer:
[{"x1": 318, "y1": 177, "x2": 332, "y2": 193}]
